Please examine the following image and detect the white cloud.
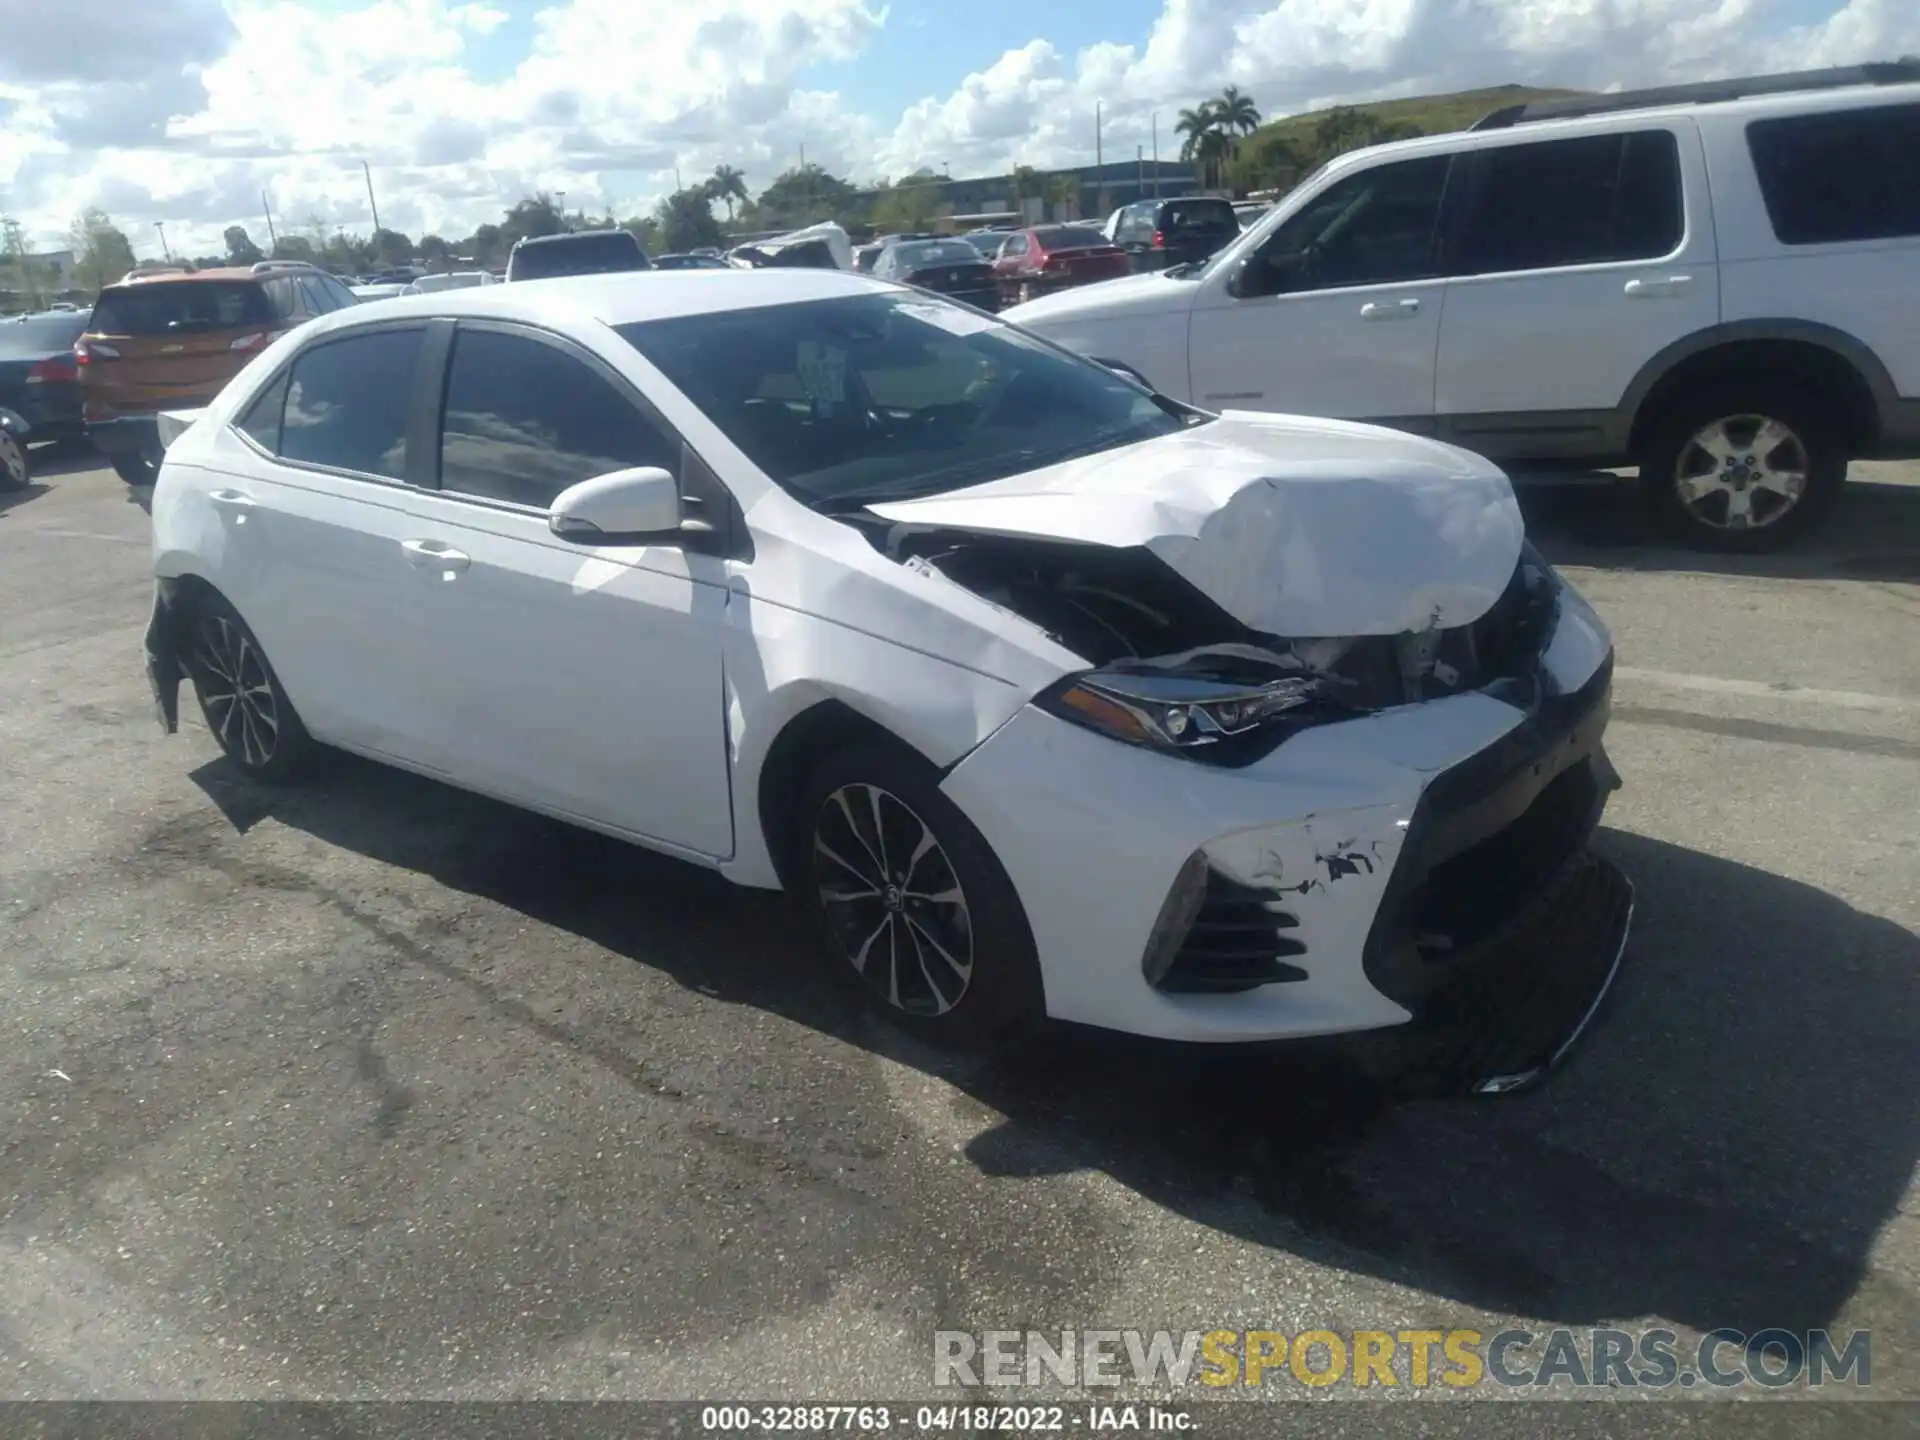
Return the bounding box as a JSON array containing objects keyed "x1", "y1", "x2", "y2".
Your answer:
[{"x1": 0, "y1": 0, "x2": 1915, "y2": 260}]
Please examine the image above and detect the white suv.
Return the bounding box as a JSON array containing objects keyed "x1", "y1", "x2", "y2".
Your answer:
[{"x1": 1005, "y1": 62, "x2": 1920, "y2": 551}]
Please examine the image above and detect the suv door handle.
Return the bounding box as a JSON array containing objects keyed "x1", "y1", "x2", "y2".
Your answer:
[
  {"x1": 209, "y1": 489, "x2": 256, "y2": 508},
  {"x1": 401, "y1": 539, "x2": 470, "y2": 573},
  {"x1": 1359, "y1": 299, "x2": 1421, "y2": 320},
  {"x1": 1624, "y1": 275, "x2": 1694, "y2": 298}
]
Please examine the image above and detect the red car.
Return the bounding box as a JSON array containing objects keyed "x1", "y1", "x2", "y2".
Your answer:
[{"x1": 991, "y1": 225, "x2": 1130, "y2": 306}]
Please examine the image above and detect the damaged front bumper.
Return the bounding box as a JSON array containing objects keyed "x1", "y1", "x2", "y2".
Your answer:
[{"x1": 940, "y1": 575, "x2": 1630, "y2": 1093}]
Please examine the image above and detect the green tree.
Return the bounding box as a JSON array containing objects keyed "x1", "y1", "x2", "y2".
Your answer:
[
  {"x1": 1214, "y1": 86, "x2": 1262, "y2": 138},
  {"x1": 369, "y1": 227, "x2": 413, "y2": 266},
  {"x1": 1048, "y1": 173, "x2": 1081, "y2": 219},
  {"x1": 705, "y1": 164, "x2": 748, "y2": 225},
  {"x1": 69, "y1": 209, "x2": 139, "y2": 293},
  {"x1": 870, "y1": 169, "x2": 944, "y2": 232},
  {"x1": 223, "y1": 225, "x2": 264, "y2": 265},
  {"x1": 2, "y1": 216, "x2": 53, "y2": 308},
  {"x1": 620, "y1": 214, "x2": 662, "y2": 255},
  {"x1": 417, "y1": 234, "x2": 450, "y2": 264},
  {"x1": 745, "y1": 164, "x2": 859, "y2": 230},
  {"x1": 500, "y1": 194, "x2": 566, "y2": 246},
  {"x1": 653, "y1": 188, "x2": 723, "y2": 252},
  {"x1": 1176, "y1": 103, "x2": 1228, "y2": 189},
  {"x1": 270, "y1": 234, "x2": 317, "y2": 262}
]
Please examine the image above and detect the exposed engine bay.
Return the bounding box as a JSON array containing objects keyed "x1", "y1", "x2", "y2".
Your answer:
[{"x1": 867, "y1": 522, "x2": 1560, "y2": 716}]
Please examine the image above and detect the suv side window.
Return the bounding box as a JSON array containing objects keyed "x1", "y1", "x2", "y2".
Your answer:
[
  {"x1": 1747, "y1": 102, "x2": 1920, "y2": 246},
  {"x1": 261, "y1": 277, "x2": 304, "y2": 322},
  {"x1": 279, "y1": 327, "x2": 425, "y2": 479},
  {"x1": 1003, "y1": 233, "x2": 1029, "y2": 258},
  {"x1": 438, "y1": 328, "x2": 680, "y2": 510},
  {"x1": 1244, "y1": 155, "x2": 1451, "y2": 295},
  {"x1": 1451, "y1": 131, "x2": 1682, "y2": 275}
]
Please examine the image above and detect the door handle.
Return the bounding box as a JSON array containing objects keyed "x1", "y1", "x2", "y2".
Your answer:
[
  {"x1": 401, "y1": 539, "x2": 470, "y2": 574},
  {"x1": 1624, "y1": 275, "x2": 1694, "y2": 298},
  {"x1": 1359, "y1": 298, "x2": 1421, "y2": 320},
  {"x1": 209, "y1": 489, "x2": 256, "y2": 507}
]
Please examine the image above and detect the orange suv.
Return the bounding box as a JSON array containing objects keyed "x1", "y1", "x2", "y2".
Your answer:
[{"x1": 80, "y1": 261, "x2": 360, "y2": 484}]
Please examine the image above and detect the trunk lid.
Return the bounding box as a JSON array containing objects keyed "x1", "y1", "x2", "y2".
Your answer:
[{"x1": 866, "y1": 412, "x2": 1525, "y2": 638}]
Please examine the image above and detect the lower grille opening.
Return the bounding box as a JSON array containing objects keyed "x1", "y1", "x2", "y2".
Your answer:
[
  {"x1": 1413, "y1": 760, "x2": 1601, "y2": 958},
  {"x1": 1157, "y1": 871, "x2": 1308, "y2": 994}
]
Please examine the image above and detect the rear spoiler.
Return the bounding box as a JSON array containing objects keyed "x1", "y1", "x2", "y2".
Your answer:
[{"x1": 156, "y1": 409, "x2": 207, "y2": 449}]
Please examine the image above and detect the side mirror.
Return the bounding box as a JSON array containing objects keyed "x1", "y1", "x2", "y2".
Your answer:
[{"x1": 549, "y1": 466, "x2": 684, "y2": 544}]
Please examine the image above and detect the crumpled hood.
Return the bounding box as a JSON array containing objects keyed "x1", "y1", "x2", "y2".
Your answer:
[{"x1": 867, "y1": 412, "x2": 1526, "y2": 637}]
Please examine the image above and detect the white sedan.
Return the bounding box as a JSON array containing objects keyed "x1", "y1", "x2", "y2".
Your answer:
[{"x1": 143, "y1": 270, "x2": 1630, "y2": 1088}]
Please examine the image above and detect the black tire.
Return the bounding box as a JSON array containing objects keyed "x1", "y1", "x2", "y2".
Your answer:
[
  {"x1": 111, "y1": 449, "x2": 160, "y2": 487},
  {"x1": 0, "y1": 430, "x2": 27, "y2": 492},
  {"x1": 1637, "y1": 382, "x2": 1846, "y2": 552},
  {"x1": 180, "y1": 593, "x2": 318, "y2": 784},
  {"x1": 795, "y1": 744, "x2": 1044, "y2": 1049}
]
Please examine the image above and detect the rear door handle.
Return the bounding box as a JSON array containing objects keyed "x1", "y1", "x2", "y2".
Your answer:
[
  {"x1": 401, "y1": 539, "x2": 470, "y2": 573},
  {"x1": 209, "y1": 489, "x2": 256, "y2": 508},
  {"x1": 1624, "y1": 275, "x2": 1694, "y2": 298},
  {"x1": 1359, "y1": 298, "x2": 1421, "y2": 320}
]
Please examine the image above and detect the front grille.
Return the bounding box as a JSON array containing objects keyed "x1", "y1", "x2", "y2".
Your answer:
[
  {"x1": 1414, "y1": 760, "x2": 1600, "y2": 957},
  {"x1": 1158, "y1": 871, "x2": 1308, "y2": 994}
]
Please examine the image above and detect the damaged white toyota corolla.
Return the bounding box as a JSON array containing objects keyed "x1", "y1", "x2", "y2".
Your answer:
[{"x1": 145, "y1": 269, "x2": 1630, "y2": 1090}]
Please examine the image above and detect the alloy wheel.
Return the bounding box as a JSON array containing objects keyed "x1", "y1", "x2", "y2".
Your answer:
[
  {"x1": 0, "y1": 433, "x2": 25, "y2": 489},
  {"x1": 812, "y1": 782, "x2": 974, "y2": 1016},
  {"x1": 193, "y1": 612, "x2": 280, "y2": 768},
  {"x1": 1673, "y1": 414, "x2": 1809, "y2": 531}
]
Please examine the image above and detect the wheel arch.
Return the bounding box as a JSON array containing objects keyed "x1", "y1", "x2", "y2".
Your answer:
[{"x1": 1624, "y1": 321, "x2": 1891, "y2": 458}]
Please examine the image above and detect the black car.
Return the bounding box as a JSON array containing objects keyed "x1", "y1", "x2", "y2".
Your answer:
[
  {"x1": 872, "y1": 238, "x2": 1000, "y2": 310},
  {"x1": 1111, "y1": 196, "x2": 1239, "y2": 273},
  {"x1": 0, "y1": 309, "x2": 89, "y2": 444},
  {"x1": 505, "y1": 229, "x2": 652, "y2": 282},
  {"x1": 653, "y1": 253, "x2": 730, "y2": 270}
]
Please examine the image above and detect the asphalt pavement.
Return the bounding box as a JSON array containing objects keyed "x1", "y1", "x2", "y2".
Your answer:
[{"x1": 1, "y1": 451, "x2": 1916, "y2": 1430}]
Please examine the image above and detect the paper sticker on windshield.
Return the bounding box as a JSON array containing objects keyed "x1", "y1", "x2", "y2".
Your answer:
[
  {"x1": 897, "y1": 301, "x2": 999, "y2": 337},
  {"x1": 796, "y1": 342, "x2": 847, "y2": 404}
]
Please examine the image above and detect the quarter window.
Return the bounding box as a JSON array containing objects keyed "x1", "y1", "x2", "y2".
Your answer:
[
  {"x1": 1747, "y1": 103, "x2": 1920, "y2": 246},
  {"x1": 1451, "y1": 131, "x2": 1683, "y2": 275},
  {"x1": 235, "y1": 372, "x2": 289, "y2": 452},
  {"x1": 278, "y1": 327, "x2": 424, "y2": 479},
  {"x1": 437, "y1": 329, "x2": 679, "y2": 509}
]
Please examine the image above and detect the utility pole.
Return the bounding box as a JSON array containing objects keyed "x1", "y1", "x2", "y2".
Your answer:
[
  {"x1": 262, "y1": 191, "x2": 278, "y2": 251},
  {"x1": 154, "y1": 221, "x2": 172, "y2": 263},
  {"x1": 361, "y1": 159, "x2": 381, "y2": 234},
  {"x1": 1151, "y1": 112, "x2": 1161, "y2": 197}
]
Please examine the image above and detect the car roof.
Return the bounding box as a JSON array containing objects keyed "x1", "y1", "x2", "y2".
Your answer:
[
  {"x1": 309, "y1": 268, "x2": 886, "y2": 334},
  {"x1": 112, "y1": 266, "x2": 264, "y2": 287},
  {"x1": 512, "y1": 229, "x2": 634, "y2": 249}
]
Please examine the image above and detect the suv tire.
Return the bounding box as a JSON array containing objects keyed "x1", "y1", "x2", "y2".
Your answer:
[
  {"x1": 795, "y1": 743, "x2": 1044, "y2": 1050},
  {"x1": 111, "y1": 450, "x2": 161, "y2": 487},
  {"x1": 1637, "y1": 382, "x2": 1846, "y2": 552}
]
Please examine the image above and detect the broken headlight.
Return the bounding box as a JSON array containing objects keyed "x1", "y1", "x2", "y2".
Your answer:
[{"x1": 1035, "y1": 662, "x2": 1344, "y2": 760}]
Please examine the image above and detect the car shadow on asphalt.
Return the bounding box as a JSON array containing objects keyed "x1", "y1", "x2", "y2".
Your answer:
[
  {"x1": 191, "y1": 755, "x2": 1920, "y2": 1340},
  {"x1": 1520, "y1": 474, "x2": 1920, "y2": 583},
  {"x1": 0, "y1": 481, "x2": 52, "y2": 515}
]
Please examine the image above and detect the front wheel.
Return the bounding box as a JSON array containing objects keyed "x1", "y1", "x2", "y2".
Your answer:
[
  {"x1": 796, "y1": 745, "x2": 1043, "y2": 1049},
  {"x1": 1638, "y1": 384, "x2": 1846, "y2": 552},
  {"x1": 181, "y1": 594, "x2": 319, "y2": 783},
  {"x1": 0, "y1": 429, "x2": 28, "y2": 492}
]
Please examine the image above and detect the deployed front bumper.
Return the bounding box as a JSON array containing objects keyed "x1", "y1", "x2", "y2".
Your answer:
[{"x1": 941, "y1": 575, "x2": 1628, "y2": 1091}]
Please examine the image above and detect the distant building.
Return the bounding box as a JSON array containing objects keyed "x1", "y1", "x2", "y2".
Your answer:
[
  {"x1": 856, "y1": 160, "x2": 1199, "y2": 232},
  {"x1": 25, "y1": 249, "x2": 77, "y2": 289}
]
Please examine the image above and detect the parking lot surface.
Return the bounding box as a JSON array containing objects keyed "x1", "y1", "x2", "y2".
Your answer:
[{"x1": 2, "y1": 455, "x2": 1917, "y2": 1425}]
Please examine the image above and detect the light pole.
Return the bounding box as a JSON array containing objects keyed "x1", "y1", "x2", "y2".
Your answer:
[
  {"x1": 262, "y1": 190, "x2": 278, "y2": 252},
  {"x1": 154, "y1": 222, "x2": 172, "y2": 263},
  {"x1": 555, "y1": 190, "x2": 567, "y2": 229},
  {"x1": 361, "y1": 159, "x2": 381, "y2": 234}
]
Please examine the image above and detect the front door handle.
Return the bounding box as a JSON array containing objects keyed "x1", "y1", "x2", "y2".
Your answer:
[
  {"x1": 209, "y1": 489, "x2": 256, "y2": 508},
  {"x1": 1359, "y1": 298, "x2": 1421, "y2": 321},
  {"x1": 401, "y1": 539, "x2": 470, "y2": 574},
  {"x1": 1624, "y1": 275, "x2": 1694, "y2": 298}
]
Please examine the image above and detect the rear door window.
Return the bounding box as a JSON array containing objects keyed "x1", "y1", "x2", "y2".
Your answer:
[
  {"x1": 89, "y1": 282, "x2": 274, "y2": 336},
  {"x1": 1747, "y1": 102, "x2": 1920, "y2": 245},
  {"x1": 278, "y1": 327, "x2": 426, "y2": 479},
  {"x1": 1451, "y1": 131, "x2": 1684, "y2": 275}
]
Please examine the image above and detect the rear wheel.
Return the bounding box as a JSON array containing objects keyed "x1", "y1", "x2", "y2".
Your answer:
[
  {"x1": 1638, "y1": 383, "x2": 1845, "y2": 551},
  {"x1": 0, "y1": 430, "x2": 27, "y2": 492},
  {"x1": 111, "y1": 449, "x2": 161, "y2": 487},
  {"x1": 181, "y1": 593, "x2": 318, "y2": 783},
  {"x1": 796, "y1": 745, "x2": 1043, "y2": 1049}
]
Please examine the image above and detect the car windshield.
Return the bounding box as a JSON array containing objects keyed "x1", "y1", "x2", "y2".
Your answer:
[
  {"x1": 891, "y1": 240, "x2": 984, "y2": 269},
  {"x1": 618, "y1": 291, "x2": 1196, "y2": 509},
  {"x1": 0, "y1": 313, "x2": 88, "y2": 354},
  {"x1": 89, "y1": 282, "x2": 274, "y2": 335},
  {"x1": 511, "y1": 232, "x2": 649, "y2": 279}
]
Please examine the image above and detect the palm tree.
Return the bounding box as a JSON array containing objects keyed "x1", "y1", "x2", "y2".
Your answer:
[
  {"x1": 705, "y1": 164, "x2": 748, "y2": 224},
  {"x1": 1214, "y1": 86, "x2": 1261, "y2": 137},
  {"x1": 1048, "y1": 173, "x2": 1081, "y2": 219},
  {"x1": 1176, "y1": 103, "x2": 1224, "y2": 189}
]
